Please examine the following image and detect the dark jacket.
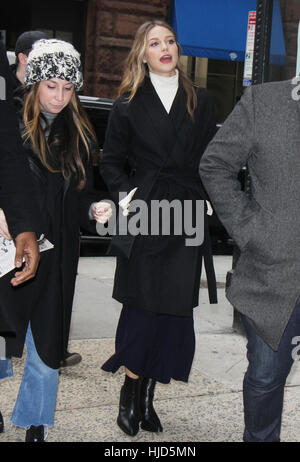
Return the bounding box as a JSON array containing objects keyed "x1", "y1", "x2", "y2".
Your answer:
[
  {"x1": 0, "y1": 41, "x2": 41, "y2": 336},
  {"x1": 100, "y1": 77, "x2": 217, "y2": 317},
  {"x1": 2, "y1": 104, "x2": 101, "y2": 368},
  {"x1": 9, "y1": 63, "x2": 21, "y2": 93},
  {"x1": 0, "y1": 42, "x2": 40, "y2": 238}
]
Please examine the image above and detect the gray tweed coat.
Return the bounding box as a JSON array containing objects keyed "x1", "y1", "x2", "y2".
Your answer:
[{"x1": 200, "y1": 79, "x2": 300, "y2": 351}]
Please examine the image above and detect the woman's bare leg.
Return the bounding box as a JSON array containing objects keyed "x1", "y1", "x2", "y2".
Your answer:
[{"x1": 125, "y1": 367, "x2": 139, "y2": 379}]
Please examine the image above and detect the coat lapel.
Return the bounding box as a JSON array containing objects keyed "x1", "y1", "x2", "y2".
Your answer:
[
  {"x1": 134, "y1": 78, "x2": 189, "y2": 160},
  {"x1": 134, "y1": 78, "x2": 178, "y2": 159},
  {"x1": 168, "y1": 83, "x2": 188, "y2": 132}
]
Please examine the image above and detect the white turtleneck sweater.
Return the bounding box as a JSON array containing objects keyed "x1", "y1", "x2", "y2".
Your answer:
[{"x1": 149, "y1": 69, "x2": 179, "y2": 113}]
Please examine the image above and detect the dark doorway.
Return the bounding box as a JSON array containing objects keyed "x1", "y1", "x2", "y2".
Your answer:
[{"x1": 1, "y1": 0, "x2": 87, "y2": 61}]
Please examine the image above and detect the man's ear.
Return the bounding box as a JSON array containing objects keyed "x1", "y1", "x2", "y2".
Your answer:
[{"x1": 18, "y1": 53, "x2": 28, "y2": 66}]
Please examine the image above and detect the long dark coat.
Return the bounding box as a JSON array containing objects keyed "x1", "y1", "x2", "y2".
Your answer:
[
  {"x1": 0, "y1": 42, "x2": 41, "y2": 242},
  {"x1": 2, "y1": 107, "x2": 100, "y2": 369},
  {"x1": 100, "y1": 78, "x2": 217, "y2": 317},
  {"x1": 0, "y1": 41, "x2": 41, "y2": 336}
]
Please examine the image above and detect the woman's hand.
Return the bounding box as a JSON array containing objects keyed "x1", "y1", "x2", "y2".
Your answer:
[
  {"x1": 92, "y1": 201, "x2": 113, "y2": 224},
  {"x1": 0, "y1": 209, "x2": 12, "y2": 240}
]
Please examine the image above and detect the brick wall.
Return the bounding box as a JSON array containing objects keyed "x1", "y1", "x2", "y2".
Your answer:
[{"x1": 84, "y1": 0, "x2": 172, "y2": 98}]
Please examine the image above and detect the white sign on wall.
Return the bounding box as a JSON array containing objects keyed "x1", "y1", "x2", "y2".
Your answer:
[{"x1": 243, "y1": 11, "x2": 256, "y2": 86}]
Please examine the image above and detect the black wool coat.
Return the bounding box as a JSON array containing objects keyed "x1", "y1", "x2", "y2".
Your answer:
[
  {"x1": 100, "y1": 78, "x2": 217, "y2": 317},
  {"x1": 0, "y1": 43, "x2": 41, "y2": 239},
  {"x1": 0, "y1": 41, "x2": 41, "y2": 336},
  {"x1": 2, "y1": 108, "x2": 101, "y2": 368}
]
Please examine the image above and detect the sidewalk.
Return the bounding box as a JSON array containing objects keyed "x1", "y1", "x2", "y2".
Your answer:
[{"x1": 1, "y1": 255, "x2": 300, "y2": 442}]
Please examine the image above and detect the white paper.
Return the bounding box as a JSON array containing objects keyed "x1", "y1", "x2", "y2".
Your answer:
[
  {"x1": 206, "y1": 200, "x2": 213, "y2": 216},
  {"x1": 0, "y1": 237, "x2": 54, "y2": 278},
  {"x1": 118, "y1": 187, "x2": 138, "y2": 216}
]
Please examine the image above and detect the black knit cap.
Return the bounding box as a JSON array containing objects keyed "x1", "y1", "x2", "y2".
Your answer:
[{"x1": 15, "y1": 31, "x2": 49, "y2": 56}]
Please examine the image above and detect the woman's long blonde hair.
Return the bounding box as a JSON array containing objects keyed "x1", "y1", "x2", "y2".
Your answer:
[
  {"x1": 23, "y1": 83, "x2": 96, "y2": 190},
  {"x1": 119, "y1": 20, "x2": 197, "y2": 119}
]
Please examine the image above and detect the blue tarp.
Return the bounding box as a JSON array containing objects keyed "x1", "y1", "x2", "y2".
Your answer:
[{"x1": 171, "y1": 0, "x2": 286, "y2": 65}]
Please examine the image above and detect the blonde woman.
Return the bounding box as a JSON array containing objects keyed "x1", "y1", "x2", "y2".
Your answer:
[
  {"x1": 100, "y1": 20, "x2": 217, "y2": 437},
  {"x1": 0, "y1": 39, "x2": 111, "y2": 442}
]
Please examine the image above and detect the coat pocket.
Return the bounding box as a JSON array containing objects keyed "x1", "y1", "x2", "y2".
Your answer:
[{"x1": 243, "y1": 207, "x2": 286, "y2": 265}]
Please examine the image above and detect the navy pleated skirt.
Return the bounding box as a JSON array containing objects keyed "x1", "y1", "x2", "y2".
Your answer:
[{"x1": 101, "y1": 305, "x2": 195, "y2": 384}]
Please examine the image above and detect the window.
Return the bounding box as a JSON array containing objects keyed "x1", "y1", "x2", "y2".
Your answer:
[{"x1": 179, "y1": 56, "x2": 244, "y2": 123}]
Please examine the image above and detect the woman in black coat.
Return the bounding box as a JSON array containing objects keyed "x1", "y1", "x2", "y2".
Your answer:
[
  {"x1": 0, "y1": 39, "x2": 111, "y2": 442},
  {"x1": 100, "y1": 20, "x2": 217, "y2": 437}
]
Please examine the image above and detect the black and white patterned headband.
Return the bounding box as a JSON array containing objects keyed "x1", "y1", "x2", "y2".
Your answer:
[{"x1": 24, "y1": 39, "x2": 83, "y2": 91}]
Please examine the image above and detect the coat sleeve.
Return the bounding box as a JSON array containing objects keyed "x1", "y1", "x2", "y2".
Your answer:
[
  {"x1": 198, "y1": 89, "x2": 218, "y2": 155},
  {"x1": 0, "y1": 41, "x2": 41, "y2": 239},
  {"x1": 78, "y1": 143, "x2": 105, "y2": 233},
  {"x1": 199, "y1": 86, "x2": 259, "y2": 250},
  {"x1": 196, "y1": 89, "x2": 218, "y2": 201},
  {"x1": 99, "y1": 98, "x2": 133, "y2": 204}
]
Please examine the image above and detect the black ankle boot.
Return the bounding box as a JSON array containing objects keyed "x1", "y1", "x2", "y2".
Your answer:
[
  {"x1": 0, "y1": 412, "x2": 3, "y2": 434},
  {"x1": 25, "y1": 425, "x2": 45, "y2": 442},
  {"x1": 140, "y1": 378, "x2": 163, "y2": 432},
  {"x1": 117, "y1": 375, "x2": 141, "y2": 436}
]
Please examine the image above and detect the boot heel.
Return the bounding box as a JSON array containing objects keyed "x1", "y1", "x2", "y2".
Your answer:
[
  {"x1": 117, "y1": 375, "x2": 141, "y2": 436},
  {"x1": 140, "y1": 378, "x2": 163, "y2": 433},
  {"x1": 0, "y1": 411, "x2": 4, "y2": 434}
]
